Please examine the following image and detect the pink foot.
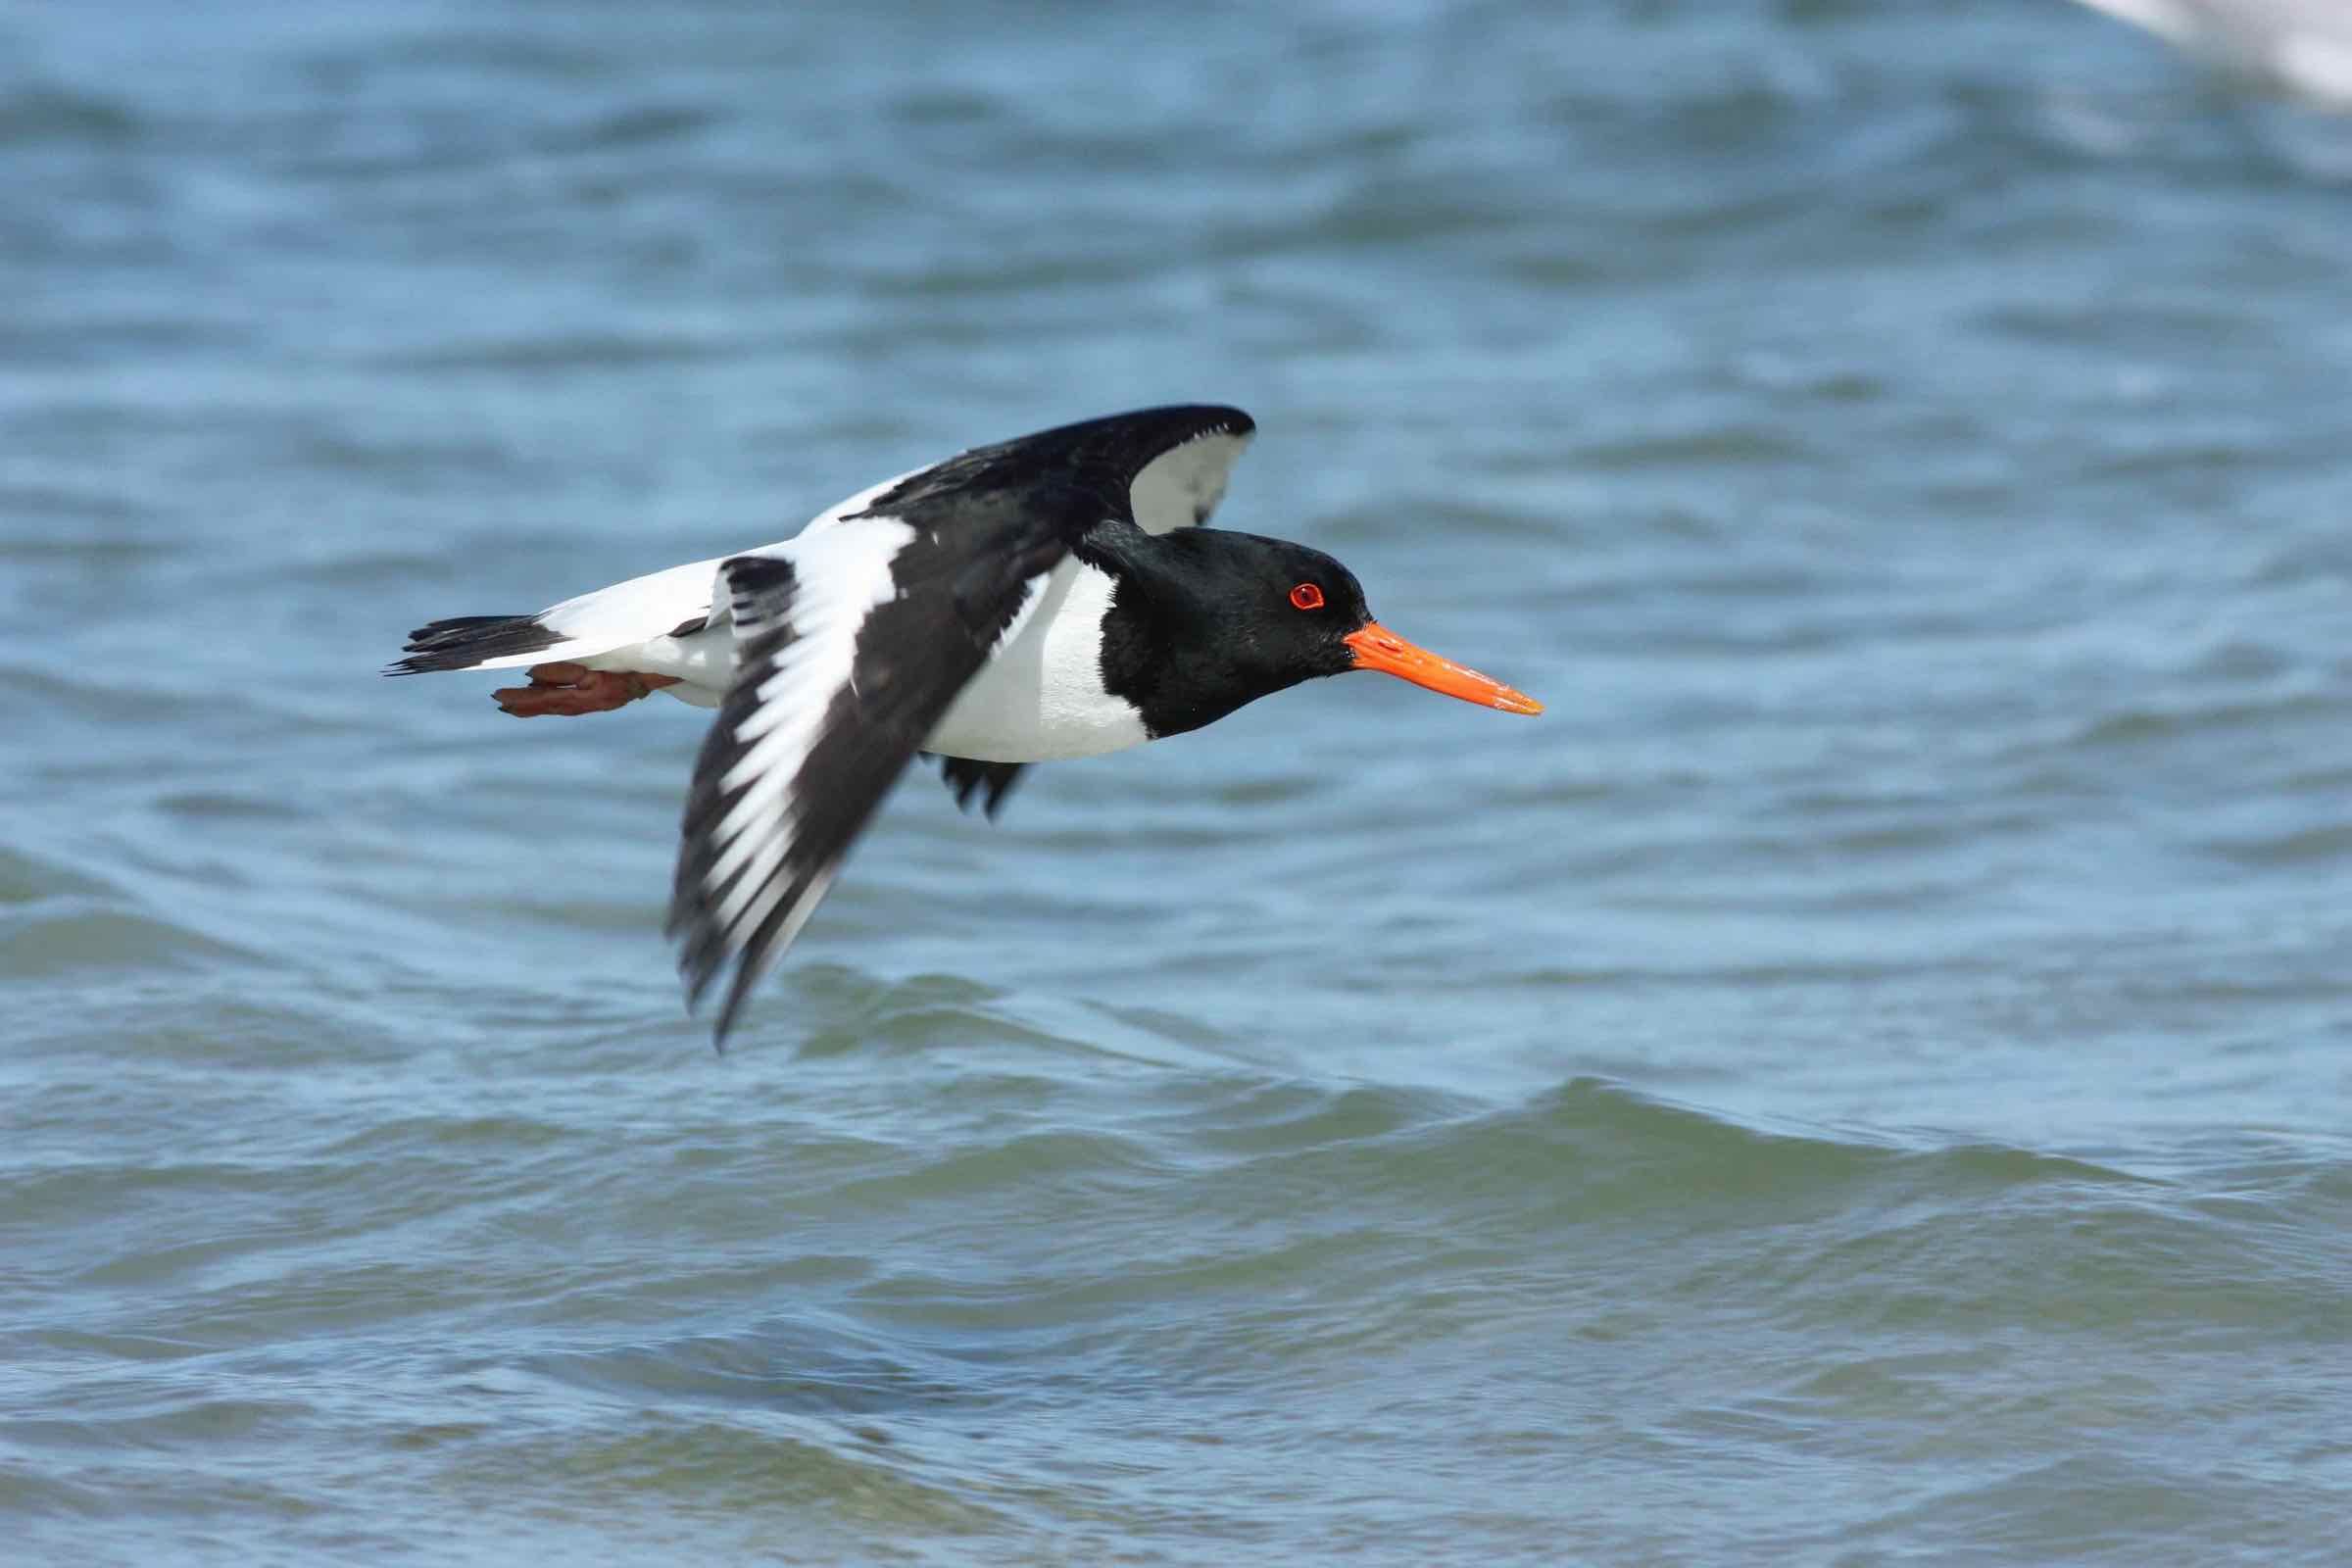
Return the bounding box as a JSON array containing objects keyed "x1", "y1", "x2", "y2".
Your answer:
[{"x1": 493, "y1": 662, "x2": 681, "y2": 717}]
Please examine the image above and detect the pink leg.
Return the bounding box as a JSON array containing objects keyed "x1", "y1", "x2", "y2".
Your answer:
[{"x1": 493, "y1": 662, "x2": 681, "y2": 717}]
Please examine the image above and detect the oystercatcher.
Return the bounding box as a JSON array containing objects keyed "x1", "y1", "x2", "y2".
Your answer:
[{"x1": 389, "y1": 406, "x2": 1542, "y2": 1044}]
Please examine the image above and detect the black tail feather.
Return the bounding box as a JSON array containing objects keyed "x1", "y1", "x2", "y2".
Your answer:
[{"x1": 385, "y1": 614, "x2": 562, "y2": 675}]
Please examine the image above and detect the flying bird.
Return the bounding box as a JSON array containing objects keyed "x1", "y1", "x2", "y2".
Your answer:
[{"x1": 389, "y1": 406, "x2": 1543, "y2": 1045}]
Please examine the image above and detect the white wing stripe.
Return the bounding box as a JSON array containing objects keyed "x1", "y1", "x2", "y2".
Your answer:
[{"x1": 701, "y1": 521, "x2": 914, "y2": 930}]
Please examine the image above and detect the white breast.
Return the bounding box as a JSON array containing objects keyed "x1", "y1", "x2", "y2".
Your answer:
[{"x1": 922, "y1": 559, "x2": 1151, "y2": 762}]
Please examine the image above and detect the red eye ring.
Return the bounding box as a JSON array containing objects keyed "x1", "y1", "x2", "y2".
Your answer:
[{"x1": 1290, "y1": 582, "x2": 1324, "y2": 611}]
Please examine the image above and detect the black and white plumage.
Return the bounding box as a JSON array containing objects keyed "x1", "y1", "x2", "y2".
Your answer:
[{"x1": 390, "y1": 406, "x2": 1542, "y2": 1046}]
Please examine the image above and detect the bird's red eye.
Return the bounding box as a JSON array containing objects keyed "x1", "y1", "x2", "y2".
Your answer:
[{"x1": 1290, "y1": 583, "x2": 1324, "y2": 611}]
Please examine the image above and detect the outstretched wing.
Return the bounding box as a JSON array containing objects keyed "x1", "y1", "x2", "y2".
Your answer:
[
  {"x1": 666, "y1": 405, "x2": 1253, "y2": 1046},
  {"x1": 665, "y1": 527, "x2": 1051, "y2": 1046}
]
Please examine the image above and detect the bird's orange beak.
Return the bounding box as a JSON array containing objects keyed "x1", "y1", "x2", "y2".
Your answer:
[{"x1": 1344, "y1": 623, "x2": 1543, "y2": 715}]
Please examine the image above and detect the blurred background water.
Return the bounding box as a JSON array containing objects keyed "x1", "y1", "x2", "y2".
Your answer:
[{"x1": 4, "y1": 1, "x2": 2349, "y2": 1562}]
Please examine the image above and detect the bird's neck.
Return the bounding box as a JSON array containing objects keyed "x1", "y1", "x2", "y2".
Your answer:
[{"x1": 1077, "y1": 526, "x2": 1285, "y2": 741}]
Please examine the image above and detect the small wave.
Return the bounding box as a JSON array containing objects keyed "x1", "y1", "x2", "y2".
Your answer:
[
  {"x1": 152, "y1": 791, "x2": 312, "y2": 824},
  {"x1": 822, "y1": 1128, "x2": 1171, "y2": 1209},
  {"x1": 443, "y1": 1415, "x2": 1009, "y2": 1534},
  {"x1": 540, "y1": 102, "x2": 722, "y2": 155},
  {"x1": 2200, "y1": 819, "x2": 2352, "y2": 866},
  {"x1": 747, "y1": 967, "x2": 1234, "y2": 1073},
  {"x1": 1159, "y1": 1077, "x2": 1446, "y2": 1157},
  {"x1": 1395, "y1": 1079, "x2": 2140, "y2": 1203},
  {"x1": 0, "y1": 85, "x2": 142, "y2": 147},
  {"x1": 0, "y1": 846, "x2": 116, "y2": 907},
  {"x1": 0, "y1": 902, "x2": 262, "y2": 977},
  {"x1": 1095, "y1": 1078, "x2": 2162, "y2": 1273},
  {"x1": 529, "y1": 1320, "x2": 965, "y2": 1418},
  {"x1": 2063, "y1": 689, "x2": 2346, "y2": 750}
]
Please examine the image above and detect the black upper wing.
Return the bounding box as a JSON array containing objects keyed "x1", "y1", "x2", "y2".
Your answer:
[{"x1": 856, "y1": 404, "x2": 1253, "y2": 535}]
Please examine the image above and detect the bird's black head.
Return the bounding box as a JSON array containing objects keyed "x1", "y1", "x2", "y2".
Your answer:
[{"x1": 1093, "y1": 527, "x2": 1542, "y2": 739}]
